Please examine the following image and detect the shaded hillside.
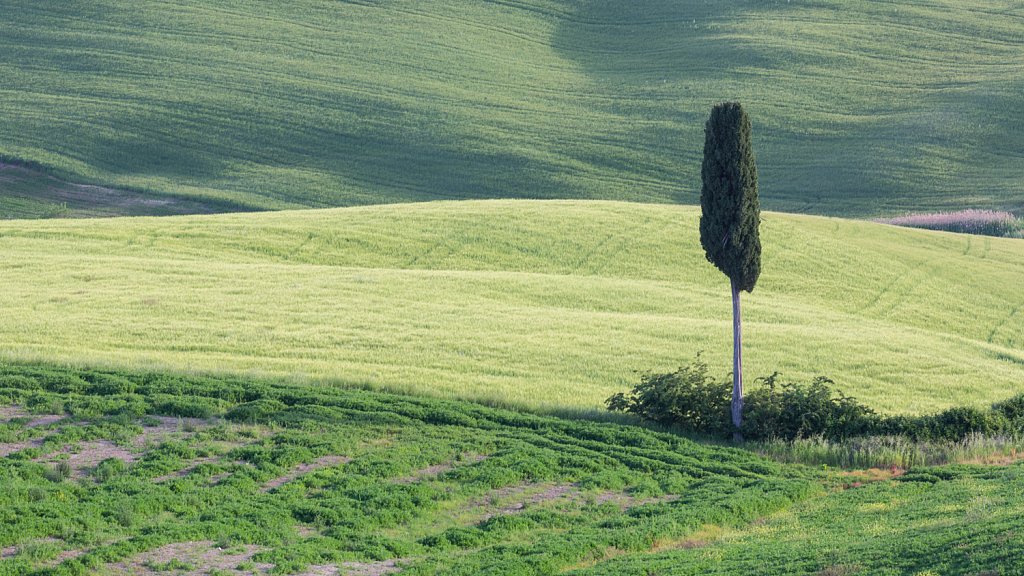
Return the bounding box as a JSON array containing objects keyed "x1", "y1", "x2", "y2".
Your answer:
[{"x1": 0, "y1": 1, "x2": 1020, "y2": 215}]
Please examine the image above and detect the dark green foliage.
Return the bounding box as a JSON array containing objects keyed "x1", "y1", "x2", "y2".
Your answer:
[
  {"x1": 607, "y1": 359, "x2": 1024, "y2": 443},
  {"x1": 882, "y1": 406, "x2": 1013, "y2": 442},
  {"x1": 606, "y1": 367, "x2": 876, "y2": 441},
  {"x1": 742, "y1": 374, "x2": 877, "y2": 441},
  {"x1": 699, "y1": 102, "x2": 761, "y2": 293},
  {"x1": 605, "y1": 358, "x2": 732, "y2": 438}
]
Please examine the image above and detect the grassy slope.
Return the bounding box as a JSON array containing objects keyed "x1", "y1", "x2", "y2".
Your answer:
[
  {"x1": 0, "y1": 200, "x2": 1021, "y2": 414},
  {"x1": 0, "y1": 363, "x2": 819, "y2": 576},
  {"x1": 5, "y1": 363, "x2": 1024, "y2": 576},
  {"x1": 1, "y1": 0, "x2": 1022, "y2": 216},
  {"x1": 575, "y1": 464, "x2": 1024, "y2": 575}
]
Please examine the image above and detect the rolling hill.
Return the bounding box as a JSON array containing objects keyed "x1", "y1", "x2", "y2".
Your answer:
[
  {"x1": 1, "y1": 0, "x2": 1022, "y2": 216},
  {"x1": 0, "y1": 200, "x2": 1021, "y2": 415}
]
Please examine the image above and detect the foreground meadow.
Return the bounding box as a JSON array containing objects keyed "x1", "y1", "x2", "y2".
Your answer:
[
  {"x1": 0, "y1": 200, "x2": 1021, "y2": 415},
  {"x1": 3, "y1": 364, "x2": 1024, "y2": 575}
]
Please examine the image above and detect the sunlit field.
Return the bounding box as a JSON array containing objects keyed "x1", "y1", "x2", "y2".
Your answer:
[{"x1": 1, "y1": 200, "x2": 1020, "y2": 415}]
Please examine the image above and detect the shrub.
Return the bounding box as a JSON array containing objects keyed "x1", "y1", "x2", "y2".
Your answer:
[
  {"x1": 742, "y1": 374, "x2": 877, "y2": 441},
  {"x1": 46, "y1": 461, "x2": 73, "y2": 482},
  {"x1": 93, "y1": 457, "x2": 128, "y2": 482},
  {"x1": 608, "y1": 360, "x2": 1024, "y2": 444},
  {"x1": 606, "y1": 360, "x2": 878, "y2": 441},
  {"x1": 605, "y1": 357, "x2": 732, "y2": 437},
  {"x1": 885, "y1": 406, "x2": 1013, "y2": 442}
]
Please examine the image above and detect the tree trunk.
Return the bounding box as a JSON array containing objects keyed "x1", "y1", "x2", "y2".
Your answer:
[{"x1": 731, "y1": 278, "x2": 744, "y2": 441}]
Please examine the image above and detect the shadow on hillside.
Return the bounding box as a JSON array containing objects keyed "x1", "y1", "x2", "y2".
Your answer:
[{"x1": 551, "y1": 0, "x2": 1024, "y2": 216}]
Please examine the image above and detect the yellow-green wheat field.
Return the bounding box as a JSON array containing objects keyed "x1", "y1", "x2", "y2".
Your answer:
[{"x1": 1, "y1": 200, "x2": 1021, "y2": 415}]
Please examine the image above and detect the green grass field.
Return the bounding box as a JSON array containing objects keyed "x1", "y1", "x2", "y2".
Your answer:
[
  {"x1": 1, "y1": 0, "x2": 1021, "y2": 216},
  {"x1": 4, "y1": 363, "x2": 1024, "y2": 576},
  {"x1": 1, "y1": 200, "x2": 1020, "y2": 415}
]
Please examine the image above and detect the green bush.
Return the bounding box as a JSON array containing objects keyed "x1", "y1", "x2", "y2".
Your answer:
[
  {"x1": 605, "y1": 357, "x2": 732, "y2": 438},
  {"x1": 606, "y1": 359, "x2": 1024, "y2": 443},
  {"x1": 605, "y1": 361, "x2": 877, "y2": 441},
  {"x1": 742, "y1": 374, "x2": 877, "y2": 441}
]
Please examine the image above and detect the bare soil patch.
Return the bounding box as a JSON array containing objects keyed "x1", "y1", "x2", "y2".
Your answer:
[
  {"x1": 391, "y1": 454, "x2": 487, "y2": 484},
  {"x1": 468, "y1": 482, "x2": 679, "y2": 522},
  {"x1": 261, "y1": 455, "x2": 351, "y2": 492},
  {"x1": 0, "y1": 437, "x2": 45, "y2": 457},
  {"x1": 134, "y1": 415, "x2": 210, "y2": 448},
  {"x1": 296, "y1": 559, "x2": 407, "y2": 576},
  {"x1": 0, "y1": 406, "x2": 65, "y2": 428},
  {"x1": 107, "y1": 541, "x2": 273, "y2": 575},
  {"x1": 36, "y1": 440, "x2": 136, "y2": 478}
]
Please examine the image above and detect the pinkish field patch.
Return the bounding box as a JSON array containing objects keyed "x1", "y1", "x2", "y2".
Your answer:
[
  {"x1": 0, "y1": 406, "x2": 30, "y2": 422},
  {"x1": 107, "y1": 541, "x2": 272, "y2": 575},
  {"x1": 261, "y1": 455, "x2": 351, "y2": 492},
  {"x1": 466, "y1": 483, "x2": 680, "y2": 522}
]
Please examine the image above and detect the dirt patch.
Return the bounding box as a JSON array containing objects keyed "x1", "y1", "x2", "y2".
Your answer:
[
  {"x1": 107, "y1": 541, "x2": 273, "y2": 575},
  {"x1": 0, "y1": 406, "x2": 65, "y2": 428},
  {"x1": 296, "y1": 560, "x2": 407, "y2": 576},
  {"x1": 0, "y1": 437, "x2": 45, "y2": 457},
  {"x1": 0, "y1": 162, "x2": 237, "y2": 219},
  {"x1": 153, "y1": 457, "x2": 220, "y2": 483},
  {"x1": 261, "y1": 456, "x2": 351, "y2": 492},
  {"x1": 36, "y1": 440, "x2": 136, "y2": 478},
  {"x1": 41, "y1": 547, "x2": 88, "y2": 568},
  {"x1": 465, "y1": 483, "x2": 583, "y2": 522},
  {"x1": 134, "y1": 416, "x2": 210, "y2": 448},
  {"x1": 391, "y1": 454, "x2": 487, "y2": 484},
  {"x1": 0, "y1": 537, "x2": 68, "y2": 563},
  {"x1": 0, "y1": 406, "x2": 31, "y2": 423},
  {"x1": 467, "y1": 483, "x2": 680, "y2": 522}
]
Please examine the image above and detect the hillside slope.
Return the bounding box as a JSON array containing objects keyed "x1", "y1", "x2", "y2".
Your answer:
[
  {"x1": 0, "y1": 200, "x2": 1021, "y2": 414},
  {"x1": 1, "y1": 0, "x2": 1021, "y2": 216}
]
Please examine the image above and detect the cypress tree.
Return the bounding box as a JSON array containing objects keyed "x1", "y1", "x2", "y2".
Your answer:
[{"x1": 699, "y1": 102, "x2": 761, "y2": 439}]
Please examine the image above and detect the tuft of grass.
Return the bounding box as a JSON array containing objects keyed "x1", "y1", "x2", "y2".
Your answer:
[{"x1": 755, "y1": 433, "x2": 1024, "y2": 469}]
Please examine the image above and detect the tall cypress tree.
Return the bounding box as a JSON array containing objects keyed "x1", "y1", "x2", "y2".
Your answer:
[{"x1": 699, "y1": 102, "x2": 761, "y2": 439}]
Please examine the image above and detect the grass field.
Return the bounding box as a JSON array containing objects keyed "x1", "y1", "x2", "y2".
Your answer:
[
  {"x1": 4, "y1": 363, "x2": 1024, "y2": 576},
  {"x1": 0, "y1": 200, "x2": 1021, "y2": 415},
  {"x1": 1, "y1": 0, "x2": 1022, "y2": 216},
  {"x1": 0, "y1": 363, "x2": 819, "y2": 576}
]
